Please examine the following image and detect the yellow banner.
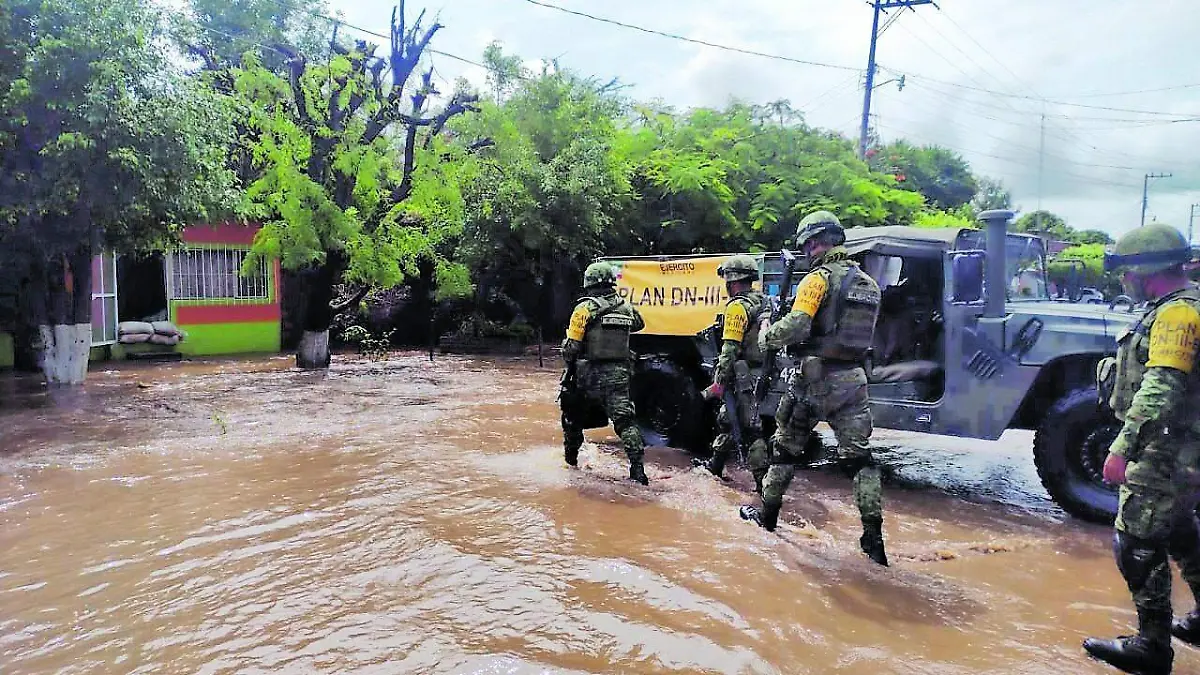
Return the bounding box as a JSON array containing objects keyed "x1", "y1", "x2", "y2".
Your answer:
[{"x1": 610, "y1": 256, "x2": 760, "y2": 336}]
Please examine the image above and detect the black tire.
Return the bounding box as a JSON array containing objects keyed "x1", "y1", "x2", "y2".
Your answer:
[
  {"x1": 631, "y1": 357, "x2": 709, "y2": 451},
  {"x1": 1033, "y1": 386, "x2": 1120, "y2": 524}
]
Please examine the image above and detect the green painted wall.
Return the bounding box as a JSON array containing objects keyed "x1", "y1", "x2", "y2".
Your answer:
[
  {"x1": 0, "y1": 331, "x2": 12, "y2": 368},
  {"x1": 176, "y1": 321, "x2": 280, "y2": 356}
]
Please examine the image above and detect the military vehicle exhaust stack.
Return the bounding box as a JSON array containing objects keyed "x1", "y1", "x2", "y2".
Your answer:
[{"x1": 978, "y1": 209, "x2": 1014, "y2": 320}]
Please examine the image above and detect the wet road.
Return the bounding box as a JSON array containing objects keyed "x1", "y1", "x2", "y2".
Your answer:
[{"x1": 0, "y1": 353, "x2": 1194, "y2": 674}]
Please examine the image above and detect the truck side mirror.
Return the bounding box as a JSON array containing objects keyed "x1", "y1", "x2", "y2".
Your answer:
[{"x1": 950, "y1": 251, "x2": 985, "y2": 304}]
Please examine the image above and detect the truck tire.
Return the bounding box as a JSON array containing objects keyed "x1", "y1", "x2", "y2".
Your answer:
[
  {"x1": 1033, "y1": 386, "x2": 1120, "y2": 524},
  {"x1": 631, "y1": 357, "x2": 709, "y2": 451}
]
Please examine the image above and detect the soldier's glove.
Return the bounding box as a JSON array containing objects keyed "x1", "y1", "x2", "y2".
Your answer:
[{"x1": 1103, "y1": 452, "x2": 1128, "y2": 485}]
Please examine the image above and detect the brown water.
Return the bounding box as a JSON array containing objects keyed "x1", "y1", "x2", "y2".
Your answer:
[{"x1": 0, "y1": 353, "x2": 1197, "y2": 674}]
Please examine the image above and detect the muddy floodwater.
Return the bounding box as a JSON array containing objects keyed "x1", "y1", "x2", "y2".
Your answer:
[{"x1": 1, "y1": 354, "x2": 1198, "y2": 674}]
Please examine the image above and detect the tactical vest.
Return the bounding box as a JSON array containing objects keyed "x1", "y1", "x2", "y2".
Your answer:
[
  {"x1": 729, "y1": 290, "x2": 769, "y2": 365},
  {"x1": 806, "y1": 261, "x2": 881, "y2": 362},
  {"x1": 579, "y1": 293, "x2": 637, "y2": 361},
  {"x1": 1099, "y1": 287, "x2": 1200, "y2": 420}
]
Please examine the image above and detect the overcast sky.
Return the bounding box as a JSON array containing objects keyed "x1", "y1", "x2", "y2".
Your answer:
[{"x1": 329, "y1": 0, "x2": 1200, "y2": 243}]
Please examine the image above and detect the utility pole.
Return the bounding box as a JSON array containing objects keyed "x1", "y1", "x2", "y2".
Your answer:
[
  {"x1": 1036, "y1": 113, "x2": 1045, "y2": 232},
  {"x1": 1141, "y1": 172, "x2": 1172, "y2": 227},
  {"x1": 858, "y1": 0, "x2": 933, "y2": 160},
  {"x1": 1190, "y1": 203, "x2": 1200, "y2": 245}
]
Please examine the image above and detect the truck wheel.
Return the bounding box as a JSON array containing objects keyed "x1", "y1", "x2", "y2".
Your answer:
[
  {"x1": 1033, "y1": 386, "x2": 1119, "y2": 524},
  {"x1": 631, "y1": 358, "x2": 708, "y2": 451}
]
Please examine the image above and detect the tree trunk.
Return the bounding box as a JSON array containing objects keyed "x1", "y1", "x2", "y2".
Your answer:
[
  {"x1": 295, "y1": 255, "x2": 341, "y2": 369},
  {"x1": 297, "y1": 329, "x2": 330, "y2": 369},
  {"x1": 37, "y1": 323, "x2": 91, "y2": 385},
  {"x1": 38, "y1": 247, "x2": 94, "y2": 385}
]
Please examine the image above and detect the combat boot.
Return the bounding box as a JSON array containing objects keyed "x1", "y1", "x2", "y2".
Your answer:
[
  {"x1": 739, "y1": 502, "x2": 779, "y2": 532},
  {"x1": 1085, "y1": 608, "x2": 1173, "y2": 675},
  {"x1": 1172, "y1": 609, "x2": 1200, "y2": 647},
  {"x1": 629, "y1": 462, "x2": 649, "y2": 485},
  {"x1": 752, "y1": 470, "x2": 766, "y2": 499},
  {"x1": 564, "y1": 447, "x2": 579, "y2": 467},
  {"x1": 860, "y1": 518, "x2": 889, "y2": 567}
]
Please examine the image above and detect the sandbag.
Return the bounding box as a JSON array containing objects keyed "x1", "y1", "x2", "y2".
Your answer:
[
  {"x1": 151, "y1": 321, "x2": 181, "y2": 337},
  {"x1": 148, "y1": 333, "x2": 180, "y2": 346},
  {"x1": 119, "y1": 321, "x2": 155, "y2": 336},
  {"x1": 119, "y1": 333, "x2": 152, "y2": 344}
]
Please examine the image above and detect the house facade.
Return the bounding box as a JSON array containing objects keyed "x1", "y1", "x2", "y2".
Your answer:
[{"x1": 0, "y1": 223, "x2": 281, "y2": 370}]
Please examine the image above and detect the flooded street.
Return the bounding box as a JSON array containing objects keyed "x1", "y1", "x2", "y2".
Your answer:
[{"x1": 0, "y1": 354, "x2": 1196, "y2": 674}]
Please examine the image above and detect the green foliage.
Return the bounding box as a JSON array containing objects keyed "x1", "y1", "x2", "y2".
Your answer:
[
  {"x1": 180, "y1": 0, "x2": 335, "y2": 71},
  {"x1": 1071, "y1": 229, "x2": 1114, "y2": 246},
  {"x1": 912, "y1": 209, "x2": 976, "y2": 230},
  {"x1": 0, "y1": 0, "x2": 238, "y2": 324},
  {"x1": 231, "y1": 27, "x2": 478, "y2": 301},
  {"x1": 1048, "y1": 243, "x2": 1118, "y2": 295},
  {"x1": 450, "y1": 64, "x2": 635, "y2": 325},
  {"x1": 339, "y1": 323, "x2": 394, "y2": 359},
  {"x1": 869, "y1": 140, "x2": 979, "y2": 210},
  {"x1": 622, "y1": 102, "x2": 926, "y2": 254},
  {"x1": 1013, "y1": 209, "x2": 1070, "y2": 240},
  {"x1": 971, "y1": 176, "x2": 1013, "y2": 213}
]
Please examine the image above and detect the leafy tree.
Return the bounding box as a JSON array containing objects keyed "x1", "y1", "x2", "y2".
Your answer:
[
  {"x1": 1013, "y1": 209, "x2": 1071, "y2": 240},
  {"x1": 180, "y1": 0, "x2": 335, "y2": 72},
  {"x1": 626, "y1": 103, "x2": 925, "y2": 254},
  {"x1": 481, "y1": 40, "x2": 528, "y2": 102},
  {"x1": 870, "y1": 140, "x2": 978, "y2": 210},
  {"x1": 0, "y1": 0, "x2": 238, "y2": 383},
  {"x1": 230, "y1": 2, "x2": 479, "y2": 368},
  {"x1": 912, "y1": 209, "x2": 975, "y2": 230},
  {"x1": 1048, "y1": 243, "x2": 1121, "y2": 297},
  {"x1": 451, "y1": 59, "x2": 635, "y2": 333},
  {"x1": 971, "y1": 176, "x2": 1013, "y2": 212},
  {"x1": 1070, "y1": 229, "x2": 1113, "y2": 246}
]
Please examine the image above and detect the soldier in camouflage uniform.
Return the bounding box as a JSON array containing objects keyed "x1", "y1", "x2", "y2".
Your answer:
[
  {"x1": 739, "y1": 210, "x2": 889, "y2": 567},
  {"x1": 1084, "y1": 224, "x2": 1200, "y2": 675},
  {"x1": 692, "y1": 255, "x2": 773, "y2": 494},
  {"x1": 561, "y1": 262, "x2": 650, "y2": 485}
]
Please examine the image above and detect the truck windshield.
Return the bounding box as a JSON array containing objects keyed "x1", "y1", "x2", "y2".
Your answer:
[{"x1": 955, "y1": 231, "x2": 1050, "y2": 302}]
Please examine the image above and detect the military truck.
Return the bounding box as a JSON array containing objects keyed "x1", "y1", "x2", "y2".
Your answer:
[{"x1": 587, "y1": 210, "x2": 1137, "y2": 524}]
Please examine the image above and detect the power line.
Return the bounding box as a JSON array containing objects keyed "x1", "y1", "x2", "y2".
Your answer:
[
  {"x1": 919, "y1": 9, "x2": 1193, "y2": 167},
  {"x1": 891, "y1": 70, "x2": 1200, "y2": 117},
  {"x1": 874, "y1": 122, "x2": 1142, "y2": 189},
  {"x1": 518, "y1": 0, "x2": 1199, "y2": 117},
  {"x1": 1068, "y1": 82, "x2": 1200, "y2": 98},
  {"x1": 520, "y1": 0, "x2": 861, "y2": 72}
]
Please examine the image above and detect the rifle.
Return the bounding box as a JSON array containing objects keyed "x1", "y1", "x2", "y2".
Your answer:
[
  {"x1": 697, "y1": 318, "x2": 748, "y2": 465},
  {"x1": 750, "y1": 248, "x2": 800, "y2": 423},
  {"x1": 556, "y1": 358, "x2": 578, "y2": 403}
]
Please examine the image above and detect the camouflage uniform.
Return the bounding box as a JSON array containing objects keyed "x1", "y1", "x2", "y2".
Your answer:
[
  {"x1": 1084, "y1": 224, "x2": 1200, "y2": 675},
  {"x1": 694, "y1": 255, "x2": 772, "y2": 492},
  {"x1": 740, "y1": 210, "x2": 888, "y2": 567},
  {"x1": 561, "y1": 262, "x2": 649, "y2": 485}
]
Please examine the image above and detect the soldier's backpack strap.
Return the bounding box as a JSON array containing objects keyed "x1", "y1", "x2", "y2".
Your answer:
[{"x1": 577, "y1": 294, "x2": 624, "y2": 330}]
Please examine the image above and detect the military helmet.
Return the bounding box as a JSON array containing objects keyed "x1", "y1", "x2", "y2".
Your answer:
[
  {"x1": 583, "y1": 261, "x2": 618, "y2": 287},
  {"x1": 795, "y1": 210, "x2": 846, "y2": 249},
  {"x1": 717, "y1": 254, "x2": 759, "y2": 282},
  {"x1": 1103, "y1": 223, "x2": 1191, "y2": 274}
]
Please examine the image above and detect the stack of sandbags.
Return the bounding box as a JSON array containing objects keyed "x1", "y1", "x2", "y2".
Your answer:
[
  {"x1": 149, "y1": 321, "x2": 186, "y2": 346},
  {"x1": 118, "y1": 321, "x2": 154, "y2": 344}
]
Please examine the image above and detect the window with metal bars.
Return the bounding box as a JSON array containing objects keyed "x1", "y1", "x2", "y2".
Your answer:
[{"x1": 168, "y1": 247, "x2": 269, "y2": 301}]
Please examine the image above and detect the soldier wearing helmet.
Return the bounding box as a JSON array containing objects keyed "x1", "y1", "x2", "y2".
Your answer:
[
  {"x1": 1084, "y1": 223, "x2": 1200, "y2": 674},
  {"x1": 560, "y1": 261, "x2": 649, "y2": 485},
  {"x1": 739, "y1": 209, "x2": 889, "y2": 567},
  {"x1": 692, "y1": 254, "x2": 772, "y2": 492}
]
